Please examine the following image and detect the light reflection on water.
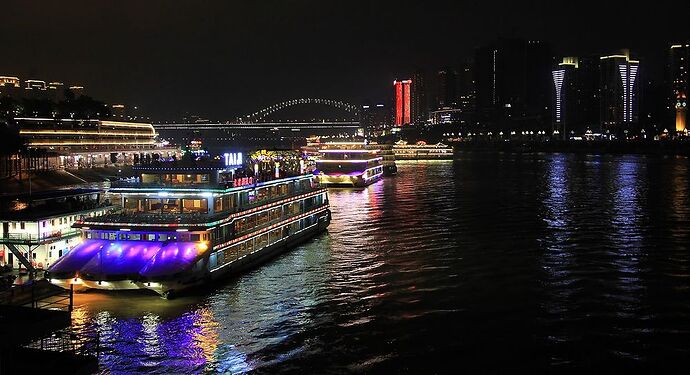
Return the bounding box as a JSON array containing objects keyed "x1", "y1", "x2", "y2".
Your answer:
[{"x1": 70, "y1": 155, "x2": 690, "y2": 373}]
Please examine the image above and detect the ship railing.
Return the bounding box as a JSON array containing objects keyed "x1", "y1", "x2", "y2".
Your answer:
[
  {"x1": 0, "y1": 230, "x2": 82, "y2": 245},
  {"x1": 110, "y1": 181, "x2": 225, "y2": 189},
  {"x1": 110, "y1": 172, "x2": 313, "y2": 190},
  {"x1": 22, "y1": 327, "x2": 101, "y2": 363},
  {"x1": 81, "y1": 186, "x2": 325, "y2": 225}
]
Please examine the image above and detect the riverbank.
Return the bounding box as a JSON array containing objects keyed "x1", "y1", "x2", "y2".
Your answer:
[
  {"x1": 0, "y1": 166, "x2": 135, "y2": 195},
  {"x1": 451, "y1": 140, "x2": 690, "y2": 156}
]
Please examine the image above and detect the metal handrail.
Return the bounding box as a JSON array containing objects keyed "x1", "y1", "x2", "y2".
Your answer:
[
  {"x1": 81, "y1": 186, "x2": 323, "y2": 225},
  {"x1": 0, "y1": 230, "x2": 81, "y2": 244}
]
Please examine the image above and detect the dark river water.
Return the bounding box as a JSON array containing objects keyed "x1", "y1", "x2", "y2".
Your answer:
[{"x1": 71, "y1": 153, "x2": 690, "y2": 373}]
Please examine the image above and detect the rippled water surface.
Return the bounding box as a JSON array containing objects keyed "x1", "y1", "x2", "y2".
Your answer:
[{"x1": 71, "y1": 153, "x2": 690, "y2": 373}]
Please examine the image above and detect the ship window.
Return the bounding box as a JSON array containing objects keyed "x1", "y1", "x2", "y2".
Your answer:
[
  {"x1": 127, "y1": 233, "x2": 141, "y2": 241},
  {"x1": 257, "y1": 187, "x2": 270, "y2": 202},
  {"x1": 119, "y1": 233, "x2": 127, "y2": 240},
  {"x1": 191, "y1": 234, "x2": 200, "y2": 241},
  {"x1": 124, "y1": 198, "x2": 143, "y2": 213},
  {"x1": 146, "y1": 199, "x2": 162, "y2": 212},
  {"x1": 161, "y1": 199, "x2": 180, "y2": 213},
  {"x1": 269, "y1": 228, "x2": 281, "y2": 244},
  {"x1": 147, "y1": 234, "x2": 156, "y2": 241},
  {"x1": 256, "y1": 211, "x2": 269, "y2": 226},
  {"x1": 158, "y1": 234, "x2": 167, "y2": 241},
  {"x1": 256, "y1": 234, "x2": 268, "y2": 250},
  {"x1": 182, "y1": 199, "x2": 208, "y2": 213}
]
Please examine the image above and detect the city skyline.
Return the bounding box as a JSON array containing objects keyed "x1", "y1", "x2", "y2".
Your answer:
[{"x1": 2, "y1": 0, "x2": 689, "y2": 120}]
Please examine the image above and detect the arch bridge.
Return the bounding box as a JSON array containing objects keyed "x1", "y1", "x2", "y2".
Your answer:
[{"x1": 245, "y1": 98, "x2": 359, "y2": 122}]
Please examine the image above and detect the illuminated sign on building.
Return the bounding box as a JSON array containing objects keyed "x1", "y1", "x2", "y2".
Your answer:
[{"x1": 223, "y1": 152, "x2": 243, "y2": 167}]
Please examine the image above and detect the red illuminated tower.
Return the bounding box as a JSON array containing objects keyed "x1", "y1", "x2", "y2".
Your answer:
[{"x1": 393, "y1": 79, "x2": 412, "y2": 125}]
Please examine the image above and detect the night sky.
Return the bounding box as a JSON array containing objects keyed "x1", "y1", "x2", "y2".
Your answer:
[{"x1": 2, "y1": 0, "x2": 688, "y2": 121}]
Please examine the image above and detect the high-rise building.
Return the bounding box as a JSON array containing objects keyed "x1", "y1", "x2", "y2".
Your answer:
[
  {"x1": 111, "y1": 104, "x2": 126, "y2": 119},
  {"x1": 0, "y1": 76, "x2": 22, "y2": 98},
  {"x1": 47, "y1": 82, "x2": 65, "y2": 102},
  {"x1": 550, "y1": 56, "x2": 600, "y2": 137},
  {"x1": 69, "y1": 85, "x2": 85, "y2": 97},
  {"x1": 360, "y1": 103, "x2": 388, "y2": 137},
  {"x1": 411, "y1": 70, "x2": 427, "y2": 124},
  {"x1": 436, "y1": 68, "x2": 457, "y2": 109},
  {"x1": 551, "y1": 58, "x2": 578, "y2": 137},
  {"x1": 600, "y1": 51, "x2": 640, "y2": 135},
  {"x1": 457, "y1": 63, "x2": 476, "y2": 114},
  {"x1": 474, "y1": 39, "x2": 553, "y2": 132},
  {"x1": 393, "y1": 79, "x2": 412, "y2": 126},
  {"x1": 575, "y1": 57, "x2": 600, "y2": 132},
  {"x1": 25, "y1": 79, "x2": 47, "y2": 98},
  {"x1": 669, "y1": 44, "x2": 689, "y2": 133}
]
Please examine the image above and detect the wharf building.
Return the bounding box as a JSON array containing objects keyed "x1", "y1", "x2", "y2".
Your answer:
[
  {"x1": 600, "y1": 51, "x2": 640, "y2": 137},
  {"x1": 670, "y1": 44, "x2": 689, "y2": 134},
  {"x1": 0, "y1": 189, "x2": 112, "y2": 272}
]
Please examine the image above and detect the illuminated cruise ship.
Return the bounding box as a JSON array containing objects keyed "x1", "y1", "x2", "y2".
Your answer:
[
  {"x1": 315, "y1": 142, "x2": 384, "y2": 187},
  {"x1": 392, "y1": 140, "x2": 454, "y2": 160},
  {"x1": 45, "y1": 159, "x2": 331, "y2": 298},
  {"x1": 14, "y1": 117, "x2": 179, "y2": 168}
]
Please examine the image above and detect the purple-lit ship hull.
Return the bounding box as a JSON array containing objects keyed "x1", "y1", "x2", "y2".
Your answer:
[{"x1": 46, "y1": 166, "x2": 331, "y2": 298}]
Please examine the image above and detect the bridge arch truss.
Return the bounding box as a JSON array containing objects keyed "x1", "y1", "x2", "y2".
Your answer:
[{"x1": 246, "y1": 98, "x2": 359, "y2": 122}]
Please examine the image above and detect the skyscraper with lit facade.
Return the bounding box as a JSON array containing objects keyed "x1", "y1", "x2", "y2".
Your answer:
[
  {"x1": 393, "y1": 79, "x2": 412, "y2": 126},
  {"x1": 670, "y1": 44, "x2": 689, "y2": 133},
  {"x1": 600, "y1": 51, "x2": 640, "y2": 135},
  {"x1": 551, "y1": 58, "x2": 578, "y2": 137}
]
